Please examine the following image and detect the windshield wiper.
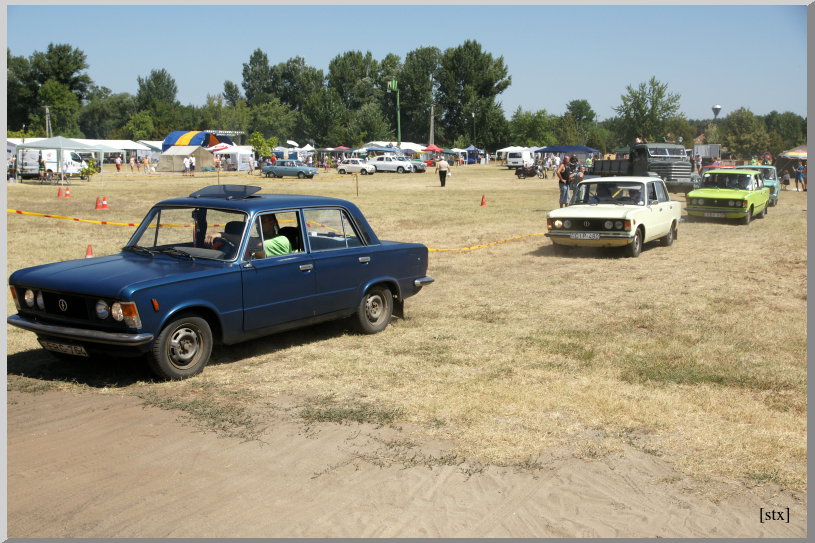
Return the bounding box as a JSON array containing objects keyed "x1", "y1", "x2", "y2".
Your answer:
[
  {"x1": 122, "y1": 244, "x2": 157, "y2": 256},
  {"x1": 155, "y1": 247, "x2": 195, "y2": 261}
]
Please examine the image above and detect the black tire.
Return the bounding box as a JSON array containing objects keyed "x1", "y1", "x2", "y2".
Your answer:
[
  {"x1": 661, "y1": 222, "x2": 676, "y2": 247},
  {"x1": 758, "y1": 203, "x2": 767, "y2": 218},
  {"x1": 298, "y1": 172, "x2": 305, "y2": 179},
  {"x1": 517, "y1": 172, "x2": 526, "y2": 179},
  {"x1": 354, "y1": 285, "x2": 393, "y2": 334},
  {"x1": 149, "y1": 315, "x2": 212, "y2": 380},
  {"x1": 742, "y1": 207, "x2": 752, "y2": 225},
  {"x1": 537, "y1": 170, "x2": 545, "y2": 179},
  {"x1": 626, "y1": 228, "x2": 643, "y2": 258},
  {"x1": 396, "y1": 166, "x2": 405, "y2": 174},
  {"x1": 338, "y1": 168, "x2": 346, "y2": 175},
  {"x1": 360, "y1": 169, "x2": 368, "y2": 175}
]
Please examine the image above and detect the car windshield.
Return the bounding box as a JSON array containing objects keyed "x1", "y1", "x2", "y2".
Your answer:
[
  {"x1": 128, "y1": 206, "x2": 249, "y2": 260},
  {"x1": 743, "y1": 167, "x2": 777, "y2": 180},
  {"x1": 647, "y1": 146, "x2": 686, "y2": 158},
  {"x1": 702, "y1": 173, "x2": 753, "y2": 190},
  {"x1": 572, "y1": 181, "x2": 645, "y2": 205}
]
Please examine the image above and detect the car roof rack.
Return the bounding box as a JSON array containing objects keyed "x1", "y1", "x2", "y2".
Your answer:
[{"x1": 189, "y1": 185, "x2": 262, "y2": 199}]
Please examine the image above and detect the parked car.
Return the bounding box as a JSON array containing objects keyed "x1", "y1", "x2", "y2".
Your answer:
[
  {"x1": 367, "y1": 155, "x2": 413, "y2": 173},
  {"x1": 337, "y1": 158, "x2": 375, "y2": 175},
  {"x1": 7, "y1": 184, "x2": 434, "y2": 380},
  {"x1": 685, "y1": 168, "x2": 770, "y2": 224},
  {"x1": 262, "y1": 159, "x2": 318, "y2": 179},
  {"x1": 738, "y1": 165, "x2": 780, "y2": 206},
  {"x1": 394, "y1": 156, "x2": 426, "y2": 173},
  {"x1": 546, "y1": 177, "x2": 682, "y2": 257}
]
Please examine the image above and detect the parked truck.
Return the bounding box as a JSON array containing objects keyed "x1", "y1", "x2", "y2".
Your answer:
[{"x1": 588, "y1": 142, "x2": 700, "y2": 194}]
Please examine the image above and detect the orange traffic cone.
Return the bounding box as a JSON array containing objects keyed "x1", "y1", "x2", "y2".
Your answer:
[
  {"x1": 57, "y1": 187, "x2": 63, "y2": 198},
  {"x1": 101, "y1": 196, "x2": 109, "y2": 210},
  {"x1": 64, "y1": 187, "x2": 71, "y2": 198},
  {"x1": 85, "y1": 245, "x2": 94, "y2": 258},
  {"x1": 480, "y1": 194, "x2": 487, "y2": 207},
  {"x1": 95, "y1": 197, "x2": 103, "y2": 210}
]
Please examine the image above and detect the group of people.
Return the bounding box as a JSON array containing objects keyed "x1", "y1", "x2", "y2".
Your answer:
[
  {"x1": 781, "y1": 160, "x2": 807, "y2": 192},
  {"x1": 556, "y1": 155, "x2": 586, "y2": 208},
  {"x1": 182, "y1": 155, "x2": 196, "y2": 176}
]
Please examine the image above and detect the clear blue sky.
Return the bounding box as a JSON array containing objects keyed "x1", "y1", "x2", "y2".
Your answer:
[{"x1": 7, "y1": 4, "x2": 808, "y2": 122}]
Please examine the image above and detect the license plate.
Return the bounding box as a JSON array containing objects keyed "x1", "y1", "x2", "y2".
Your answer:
[
  {"x1": 704, "y1": 212, "x2": 725, "y2": 218},
  {"x1": 570, "y1": 232, "x2": 600, "y2": 240},
  {"x1": 39, "y1": 339, "x2": 89, "y2": 357}
]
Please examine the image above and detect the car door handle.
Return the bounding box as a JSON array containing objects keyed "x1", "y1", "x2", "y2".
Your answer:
[
  {"x1": 358, "y1": 256, "x2": 371, "y2": 263},
  {"x1": 299, "y1": 264, "x2": 313, "y2": 271}
]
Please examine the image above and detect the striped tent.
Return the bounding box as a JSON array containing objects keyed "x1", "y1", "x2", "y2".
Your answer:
[{"x1": 161, "y1": 131, "x2": 234, "y2": 152}]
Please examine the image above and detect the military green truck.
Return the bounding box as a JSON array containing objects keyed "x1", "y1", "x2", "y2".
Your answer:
[{"x1": 588, "y1": 142, "x2": 700, "y2": 194}]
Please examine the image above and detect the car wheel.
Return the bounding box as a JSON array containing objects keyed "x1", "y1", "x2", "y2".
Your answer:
[
  {"x1": 661, "y1": 222, "x2": 676, "y2": 246},
  {"x1": 396, "y1": 166, "x2": 404, "y2": 174},
  {"x1": 517, "y1": 172, "x2": 525, "y2": 179},
  {"x1": 354, "y1": 285, "x2": 393, "y2": 334},
  {"x1": 149, "y1": 315, "x2": 212, "y2": 380},
  {"x1": 758, "y1": 204, "x2": 767, "y2": 218},
  {"x1": 338, "y1": 168, "x2": 346, "y2": 175},
  {"x1": 742, "y1": 207, "x2": 752, "y2": 225},
  {"x1": 360, "y1": 169, "x2": 368, "y2": 175},
  {"x1": 298, "y1": 172, "x2": 305, "y2": 179},
  {"x1": 626, "y1": 228, "x2": 643, "y2": 258}
]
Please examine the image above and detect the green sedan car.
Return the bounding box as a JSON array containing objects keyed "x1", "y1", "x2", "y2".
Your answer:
[
  {"x1": 739, "y1": 165, "x2": 780, "y2": 206},
  {"x1": 686, "y1": 168, "x2": 770, "y2": 224}
]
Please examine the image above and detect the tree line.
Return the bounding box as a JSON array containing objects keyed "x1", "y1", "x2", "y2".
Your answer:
[{"x1": 7, "y1": 42, "x2": 806, "y2": 158}]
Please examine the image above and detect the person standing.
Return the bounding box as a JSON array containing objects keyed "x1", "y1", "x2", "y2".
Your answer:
[
  {"x1": 143, "y1": 156, "x2": 150, "y2": 174},
  {"x1": 556, "y1": 156, "x2": 572, "y2": 208},
  {"x1": 183, "y1": 156, "x2": 190, "y2": 176},
  {"x1": 435, "y1": 155, "x2": 451, "y2": 187},
  {"x1": 115, "y1": 155, "x2": 122, "y2": 173},
  {"x1": 794, "y1": 160, "x2": 805, "y2": 191},
  {"x1": 189, "y1": 155, "x2": 196, "y2": 176},
  {"x1": 694, "y1": 154, "x2": 702, "y2": 173},
  {"x1": 129, "y1": 155, "x2": 136, "y2": 172}
]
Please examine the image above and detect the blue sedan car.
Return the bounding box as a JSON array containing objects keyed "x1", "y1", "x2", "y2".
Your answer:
[
  {"x1": 262, "y1": 159, "x2": 318, "y2": 179},
  {"x1": 8, "y1": 185, "x2": 434, "y2": 380}
]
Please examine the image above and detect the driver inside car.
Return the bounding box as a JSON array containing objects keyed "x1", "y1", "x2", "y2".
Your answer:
[{"x1": 206, "y1": 220, "x2": 244, "y2": 258}]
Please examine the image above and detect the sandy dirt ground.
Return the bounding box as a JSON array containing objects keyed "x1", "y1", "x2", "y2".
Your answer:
[{"x1": 7, "y1": 389, "x2": 806, "y2": 538}]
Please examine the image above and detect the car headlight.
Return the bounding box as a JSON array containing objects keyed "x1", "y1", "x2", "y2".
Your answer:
[
  {"x1": 563, "y1": 220, "x2": 572, "y2": 229},
  {"x1": 615, "y1": 221, "x2": 623, "y2": 230},
  {"x1": 554, "y1": 219, "x2": 563, "y2": 229},
  {"x1": 728, "y1": 200, "x2": 735, "y2": 207},
  {"x1": 24, "y1": 289, "x2": 35, "y2": 307},
  {"x1": 36, "y1": 291, "x2": 45, "y2": 310},
  {"x1": 604, "y1": 220, "x2": 614, "y2": 230},
  {"x1": 95, "y1": 300, "x2": 110, "y2": 319},
  {"x1": 111, "y1": 302, "x2": 124, "y2": 322}
]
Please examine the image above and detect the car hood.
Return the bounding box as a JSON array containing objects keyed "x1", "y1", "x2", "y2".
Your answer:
[
  {"x1": 687, "y1": 187, "x2": 754, "y2": 199},
  {"x1": 549, "y1": 204, "x2": 642, "y2": 219},
  {"x1": 9, "y1": 253, "x2": 229, "y2": 299}
]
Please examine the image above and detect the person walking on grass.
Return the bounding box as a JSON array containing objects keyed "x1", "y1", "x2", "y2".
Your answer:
[
  {"x1": 435, "y1": 155, "x2": 451, "y2": 187},
  {"x1": 794, "y1": 160, "x2": 806, "y2": 191}
]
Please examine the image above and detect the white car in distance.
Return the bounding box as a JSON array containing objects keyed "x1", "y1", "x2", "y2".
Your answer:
[{"x1": 337, "y1": 158, "x2": 375, "y2": 175}]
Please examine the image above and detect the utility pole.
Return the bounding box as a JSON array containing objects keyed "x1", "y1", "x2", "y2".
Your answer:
[
  {"x1": 429, "y1": 103, "x2": 435, "y2": 146},
  {"x1": 45, "y1": 105, "x2": 52, "y2": 138},
  {"x1": 388, "y1": 79, "x2": 401, "y2": 148}
]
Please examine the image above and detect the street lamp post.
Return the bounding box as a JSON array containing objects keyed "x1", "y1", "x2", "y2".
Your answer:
[
  {"x1": 472, "y1": 111, "x2": 476, "y2": 146},
  {"x1": 388, "y1": 79, "x2": 401, "y2": 148}
]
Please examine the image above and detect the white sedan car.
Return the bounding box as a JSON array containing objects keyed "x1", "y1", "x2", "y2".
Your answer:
[
  {"x1": 367, "y1": 155, "x2": 413, "y2": 173},
  {"x1": 337, "y1": 158, "x2": 375, "y2": 175}
]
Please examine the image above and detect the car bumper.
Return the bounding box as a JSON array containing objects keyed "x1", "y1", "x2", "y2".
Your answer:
[
  {"x1": 8, "y1": 314, "x2": 154, "y2": 346},
  {"x1": 686, "y1": 207, "x2": 749, "y2": 219},
  {"x1": 545, "y1": 231, "x2": 633, "y2": 247},
  {"x1": 414, "y1": 276, "x2": 435, "y2": 287}
]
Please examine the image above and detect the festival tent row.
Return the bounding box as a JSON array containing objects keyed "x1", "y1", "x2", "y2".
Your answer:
[{"x1": 8, "y1": 136, "x2": 123, "y2": 177}]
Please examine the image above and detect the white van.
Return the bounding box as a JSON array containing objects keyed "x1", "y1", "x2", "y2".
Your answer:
[
  {"x1": 507, "y1": 150, "x2": 534, "y2": 169},
  {"x1": 18, "y1": 148, "x2": 86, "y2": 179}
]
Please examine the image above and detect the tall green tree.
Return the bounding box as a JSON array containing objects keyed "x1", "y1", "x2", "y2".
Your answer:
[
  {"x1": 249, "y1": 98, "x2": 298, "y2": 141},
  {"x1": 612, "y1": 76, "x2": 680, "y2": 143},
  {"x1": 762, "y1": 110, "x2": 806, "y2": 151},
  {"x1": 29, "y1": 43, "x2": 92, "y2": 101},
  {"x1": 300, "y1": 87, "x2": 347, "y2": 146},
  {"x1": 7, "y1": 50, "x2": 35, "y2": 131},
  {"x1": 31, "y1": 80, "x2": 82, "y2": 137},
  {"x1": 565, "y1": 99, "x2": 596, "y2": 124},
  {"x1": 136, "y1": 69, "x2": 180, "y2": 136},
  {"x1": 436, "y1": 40, "x2": 511, "y2": 147},
  {"x1": 222, "y1": 81, "x2": 243, "y2": 107},
  {"x1": 722, "y1": 107, "x2": 770, "y2": 159},
  {"x1": 268, "y1": 56, "x2": 324, "y2": 112},
  {"x1": 346, "y1": 102, "x2": 392, "y2": 146},
  {"x1": 78, "y1": 92, "x2": 137, "y2": 138},
  {"x1": 327, "y1": 51, "x2": 379, "y2": 110},
  {"x1": 115, "y1": 111, "x2": 156, "y2": 141},
  {"x1": 509, "y1": 107, "x2": 556, "y2": 147},
  {"x1": 397, "y1": 46, "x2": 441, "y2": 144},
  {"x1": 241, "y1": 49, "x2": 274, "y2": 107}
]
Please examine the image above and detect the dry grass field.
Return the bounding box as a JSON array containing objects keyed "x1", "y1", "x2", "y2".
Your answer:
[{"x1": 6, "y1": 164, "x2": 807, "y2": 495}]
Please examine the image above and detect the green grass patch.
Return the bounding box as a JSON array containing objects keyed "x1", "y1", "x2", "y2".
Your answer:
[{"x1": 300, "y1": 395, "x2": 403, "y2": 427}]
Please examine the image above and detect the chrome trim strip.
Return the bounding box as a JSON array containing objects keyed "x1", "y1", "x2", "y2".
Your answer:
[{"x1": 7, "y1": 315, "x2": 154, "y2": 346}]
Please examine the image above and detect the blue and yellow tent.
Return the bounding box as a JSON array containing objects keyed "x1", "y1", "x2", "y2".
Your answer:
[{"x1": 162, "y1": 131, "x2": 234, "y2": 152}]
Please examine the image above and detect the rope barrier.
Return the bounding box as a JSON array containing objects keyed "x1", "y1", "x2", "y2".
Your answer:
[{"x1": 8, "y1": 208, "x2": 548, "y2": 252}]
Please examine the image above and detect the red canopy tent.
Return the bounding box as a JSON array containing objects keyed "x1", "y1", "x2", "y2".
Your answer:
[{"x1": 422, "y1": 144, "x2": 443, "y2": 152}]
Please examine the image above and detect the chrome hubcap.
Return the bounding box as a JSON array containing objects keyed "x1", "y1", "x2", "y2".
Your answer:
[{"x1": 169, "y1": 326, "x2": 199, "y2": 367}]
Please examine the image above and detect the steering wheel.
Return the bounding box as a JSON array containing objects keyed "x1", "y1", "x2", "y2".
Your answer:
[{"x1": 211, "y1": 237, "x2": 237, "y2": 257}]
